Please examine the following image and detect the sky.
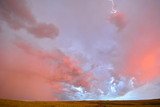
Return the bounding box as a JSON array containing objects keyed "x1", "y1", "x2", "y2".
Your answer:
[{"x1": 0, "y1": 0, "x2": 160, "y2": 101}]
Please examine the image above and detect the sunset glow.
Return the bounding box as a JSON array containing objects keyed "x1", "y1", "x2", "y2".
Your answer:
[{"x1": 0, "y1": 0, "x2": 160, "y2": 101}]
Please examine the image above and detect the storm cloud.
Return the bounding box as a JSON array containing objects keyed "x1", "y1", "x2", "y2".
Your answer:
[{"x1": 0, "y1": 0, "x2": 160, "y2": 100}]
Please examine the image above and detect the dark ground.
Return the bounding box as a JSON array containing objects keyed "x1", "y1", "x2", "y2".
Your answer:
[{"x1": 0, "y1": 99, "x2": 160, "y2": 107}]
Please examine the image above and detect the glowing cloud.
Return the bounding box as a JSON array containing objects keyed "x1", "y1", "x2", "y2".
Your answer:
[{"x1": 0, "y1": 0, "x2": 160, "y2": 101}]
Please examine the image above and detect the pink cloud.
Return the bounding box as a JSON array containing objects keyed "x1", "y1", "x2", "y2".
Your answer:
[
  {"x1": 108, "y1": 11, "x2": 126, "y2": 31},
  {"x1": 28, "y1": 23, "x2": 59, "y2": 39},
  {"x1": 0, "y1": 0, "x2": 35, "y2": 29},
  {"x1": 119, "y1": 1, "x2": 160, "y2": 86},
  {"x1": 0, "y1": 40, "x2": 92, "y2": 100},
  {"x1": 0, "y1": 0, "x2": 59, "y2": 38}
]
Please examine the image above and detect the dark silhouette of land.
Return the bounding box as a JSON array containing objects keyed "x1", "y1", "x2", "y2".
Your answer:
[{"x1": 0, "y1": 99, "x2": 160, "y2": 107}]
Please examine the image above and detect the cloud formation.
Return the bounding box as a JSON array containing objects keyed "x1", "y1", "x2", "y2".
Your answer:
[
  {"x1": 0, "y1": 0, "x2": 59, "y2": 38},
  {"x1": 108, "y1": 11, "x2": 126, "y2": 31},
  {"x1": 0, "y1": 0, "x2": 160, "y2": 101},
  {"x1": 0, "y1": 0, "x2": 90, "y2": 100},
  {"x1": 0, "y1": 40, "x2": 92, "y2": 100}
]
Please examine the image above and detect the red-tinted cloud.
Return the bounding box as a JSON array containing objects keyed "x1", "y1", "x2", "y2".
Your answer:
[
  {"x1": 0, "y1": 40, "x2": 92, "y2": 100},
  {"x1": 28, "y1": 23, "x2": 59, "y2": 39},
  {"x1": 108, "y1": 11, "x2": 126, "y2": 31},
  {"x1": 119, "y1": 1, "x2": 160, "y2": 86},
  {"x1": 0, "y1": 0, "x2": 59, "y2": 38}
]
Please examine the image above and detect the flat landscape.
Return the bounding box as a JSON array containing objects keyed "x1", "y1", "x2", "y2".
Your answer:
[{"x1": 0, "y1": 99, "x2": 160, "y2": 107}]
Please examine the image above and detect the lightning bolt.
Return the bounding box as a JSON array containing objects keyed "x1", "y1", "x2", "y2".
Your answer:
[{"x1": 108, "y1": 0, "x2": 117, "y2": 13}]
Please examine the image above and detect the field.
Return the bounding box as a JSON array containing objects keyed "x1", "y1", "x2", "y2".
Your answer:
[{"x1": 0, "y1": 99, "x2": 160, "y2": 107}]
